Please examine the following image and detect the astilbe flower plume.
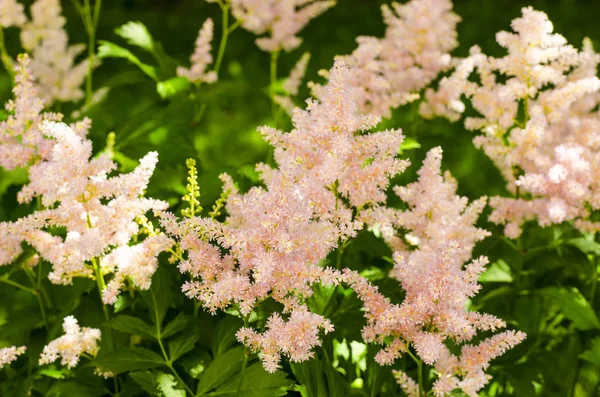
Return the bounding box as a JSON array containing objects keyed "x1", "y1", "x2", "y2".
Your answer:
[
  {"x1": 162, "y1": 59, "x2": 408, "y2": 372},
  {"x1": 227, "y1": 0, "x2": 335, "y2": 52},
  {"x1": 20, "y1": 0, "x2": 95, "y2": 103},
  {"x1": 0, "y1": 54, "x2": 90, "y2": 170},
  {"x1": 177, "y1": 18, "x2": 218, "y2": 84},
  {"x1": 346, "y1": 148, "x2": 525, "y2": 396},
  {"x1": 0, "y1": 0, "x2": 26, "y2": 27},
  {"x1": 273, "y1": 52, "x2": 311, "y2": 114},
  {"x1": 311, "y1": 0, "x2": 459, "y2": 118},
  {"x1": 0, "y1": 121, "x2": 172, "y2": 304},
  {"x1": 420, "y1": 7, "x2": 600, "y2": 237},
  {"x1": 39, "y1": 316, "x2": 101, "y2": 368},
  {"x1": 0, "y1": 346, "x2": 27, "y2": 369}
]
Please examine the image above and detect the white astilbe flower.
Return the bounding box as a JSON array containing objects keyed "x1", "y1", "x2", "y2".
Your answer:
[
  {"x1": 20, "y1": 0, "x2": 96, "y2": 103},
  {"x1": 39, "y1": 316, "x2": 101, "y2": 368},
  {"x1": 420, "y1": 6, "x2": 600, "y2": 237},
  {"x1": 0, "y1": 54, "x2": 90, "y2": 170},
  {"x1": 177, "y1": 18, "x2": 218, "y2": 84},
  {"x1": 311, "y1": 0, "x2": 459, "y2": 118},
  {"x1": 1, "y1": 122, "x2": 171, "y2": 303},
  {"x1": 0, "y1": 0, "x2": 26, "y2": 27},
  {"x1": 229, "y1": 0, "x2": 335, "y2": 52},
  {"x1": 0, "y1": 346, "x2": 27, "y2": 369}
]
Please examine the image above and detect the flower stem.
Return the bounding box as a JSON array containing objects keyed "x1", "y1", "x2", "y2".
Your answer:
[
  {"x1": 0, "y1": 27, "x2": 15, "y2": 83},
  {"x1": 270, "y1": 50, "x2": 280, "y2": 121},
  {"x1": 214, "y1": 3, "x2": 231, "y2": 75},
  {"x1": 407, "y1": 349, "x2": 424, "y2": 397},
  {"x1": 237, "y1": 314, "x2": 250, "y2": 396},
  {"x1": 157, "y1": 331, "x2": 194, "y2": 396},
  {"x1": 81, "y1": 0, "x2": 102, "y2": 106}
]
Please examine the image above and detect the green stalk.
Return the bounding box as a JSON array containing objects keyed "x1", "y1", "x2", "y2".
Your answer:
[
  {"x1": 0, "y1": 27, "x2": 15, "y2": 83},
  {"x1": 407, "y1": 349, "x2": 424, "y2": 397},
  {"x1": 81, "y1": 0, "x2": 102, "y2": 106},
  {"x1": 270, "y1": 50, "x2": 280, "y2": 121},
  {"x1": 157, "y1": 327, "x2": 194, "y2": 396},
  {"x1": 237, "y1": 314, "x2": 250, "y2": 396}
]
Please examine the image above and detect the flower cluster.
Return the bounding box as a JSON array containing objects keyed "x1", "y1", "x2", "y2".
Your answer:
[
  {"x1": 420, "y1": 7, "x2": 600, "y2": 237},
  {"x1": 346, "y1": 148, "x2": 525, "y2": 396},
  {"x1": 0, "y1": 54, "x2": 90, "y2": 170},
  {"x1": 177, "y1": 18, "x2": 218, "y2": 84},
  {"x1": 227, "y1": 0, "x2": 335, "y2": 52},
  {"x1": 17, "y1": 0, "x2": 94, "y2": 103},
  {"x1": 162, "y1": 59, "x2": 408, "y2": 372},
  {"x1": 311, "y1": 0, "x2": 460, "y2": 118},
  {"x1": 0, "y1": 121, "x2": 171, "y2": 304},
  {"x1": 0, "y1": 0, "x2": 26, "y2": 28},
  {"x1": 39, "y1": 316, "x2": 101, "y2": 368},
  {"x1": 0, "y1": 346, "x2": 27, "y2": 369}
]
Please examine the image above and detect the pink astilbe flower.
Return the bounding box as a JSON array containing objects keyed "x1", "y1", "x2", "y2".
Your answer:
[
  {"x1": 39, "y1": 316, "x2": 101, "y2": 369},
  {"x1": 20, "y1": 0, "x2": 96, "y2": 103},
  {"x1": 311, "y1": 0, "x2": 459, "y2": 118},
  {"x1": 0, "y1": 346, "x2": 27, "y2": 369},
  {"x1": 1, "y1": 122, "x2": 171, "y2": 302},
  {"x1": 163, "y1": 59, "x2": 408, "y2": 372},
  {"x1": 0, "y1": 0, "x2": 26, "y2": 27},
  {"x1": 420, "y1": 7, "x2": 600, "y2": 237},
  {"x1": 432, "y1": 331, "x2": 526, "y2": 397},
  {"x1": 229, "y1": 0, "x2": 335, "y2": 52},
  {"x1": 237, "y1": 308, "x2": 334, "y2": 373},
  {"x1": 274, "y1": 52, "x2": 311, "y2": 114},
  {"x1": 0, "y1": 54, "x2": 90, "y2": 170},
  {"x1": 345, "y1": 148, "x2": 523, "y2": 396},
  {"x1": 392, "y1": 369, "x2": 419, "y2": 397},
  {"x1": 177, "y1": 18, "x2": 218, "y2": 84}
]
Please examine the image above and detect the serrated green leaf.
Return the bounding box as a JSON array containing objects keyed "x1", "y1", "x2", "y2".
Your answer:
[
  {"x1": 479, "y1": 259, "x2": 514, "y2": 283},
  {"x1": 207, "y1": 363, "x2": 293, "y2": 397},
  {"x1": 94, "y1": 347, "x2": 165, "y2": 374},
  {"x1": 110, "y1": 315, "x2": 155, "y2": 338},
  {"x1": 157, "y1": 77, "x2": 191, "y2": 99},
  {"x1": 162, "y1": 313, "x2": 191, "y2": 339},
  {"x1": 212, "y1": 316, "x2": 243, "y2": 357},
  {"x1": 568, "y1": 238, "x2": 600, "y2": 256},
  {"x1": 142, "y1": 268, "x2": 172, "y2": 327},
  {"x1": 129, "y1": 371, "x2": 158, "y2": 395},
  {"x1": 97, "y1": 41, "x2": 159, "y2": 81},
  {"x1": 537, "y1": 286, "x2": 600, "y2": 330},
  {"x1": 169, "y1": 332, "x2": 200, "y2": 362},
  {"x1": 580, "y1": 337, "x2": 600, "y2": 366},
  {"x1": 38, "y1": 368, "x2": 71, "y2": 380},
  {"x1": 115, "y1": 21, "x2": 155, "y2": 52},
  {"x1": 157, "y1": 373, "x2": 186, "y2": 397},
  {"x1": 399, "y1": 137, "x2": 421, "y2": 153},
  {"x1": 196, "y1": 346, "x2": 245, "y2": 395}
]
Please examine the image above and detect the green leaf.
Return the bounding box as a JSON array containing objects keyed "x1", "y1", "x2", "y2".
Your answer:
[
  {"x1": 196, "y1": 346, "x2": 245, "y2": 395},
  {"x1": 207, "y1": 363, "x2": 293, "y2": 396},
  {"x1": 212, "y1": 316, "x2": 243, "y2": 357},
  {"x1": 479, "y1": 259, "x2": 514, "y2": 283},
  {"x1": 169, "y1": 332, "x2": 200, "y2": 362},
  {"x1": 142, "y1": 268, "x2": 172, "y2": 327},
  {"x1": 0, "y1": 168, "x2": 28, "y2": 197},
  {"x1": 157, "y1": 77, "x2": 191, "y2": 99},
  {"x1": 580, "y1": 337, "x2": 600, "y2": 366},
  {"x1": 38, "y1": 368, "x2": 71, "y2": 380},
  {"x1": 156, "y1": 373, "x2": 186, "y2": 397},
  {"x1": 97, "y1": 41, "x2": 159, "y2": 81},
  {"x1": 115, "y1": 21, "x2": 155, "y2": 52},
  {"x1": 47, "y1": 381, "x2": 107, "y2": 397},
  {"x1": 94, "y1": 347, "x2": 165, "y2": 374},
  {"x1": 110, "y1": 315, "x2": 156, "y2": 338},
  {"x1": 129, "y1": 371, "x2": 158, "y2": 395},
  {"x1": 568, "y1": 238, "x2": 600, "y2": 256},
  {"x1": 399, "y1": 137, "x2": 421, "y2": 153},
  {"x1": 537, "y1": 287, "x2": 600, "y2": 330},
  {"x1": 162, "y1": 313, "x2": 191, "y2": 339}
]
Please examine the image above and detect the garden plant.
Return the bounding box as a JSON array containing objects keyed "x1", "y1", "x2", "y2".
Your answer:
[{"x1": 0, "y1": 0, "x2": 600, "y2": 396}]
